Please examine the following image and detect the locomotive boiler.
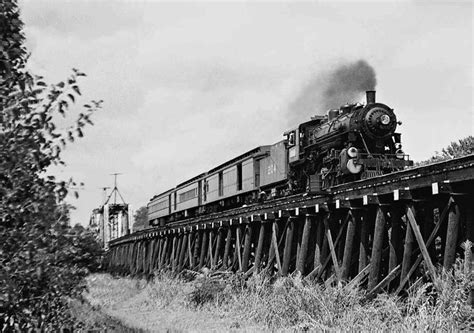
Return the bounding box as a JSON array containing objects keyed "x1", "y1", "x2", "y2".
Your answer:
[{"x1": 285, "y1": 91, "x2": 412, "y2": 191}]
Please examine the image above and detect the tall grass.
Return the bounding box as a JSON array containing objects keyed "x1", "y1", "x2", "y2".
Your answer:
[{"x1": 85, "y1": 260, "x2": 473, "y2": 331}]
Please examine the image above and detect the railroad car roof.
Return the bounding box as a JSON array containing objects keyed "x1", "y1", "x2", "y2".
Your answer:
[
  {"x1": 149, "y1": 146, "x2": 271, "y2": 202},
  {"x1": 207, "y1": 145, "x2": 270, "y2": 175},
  {"x1": 149, "y1": 188, "x2": 174, "y2": 202},
  {"x1": 176, "y1": 172, "x2": 206, "y2": 188}
]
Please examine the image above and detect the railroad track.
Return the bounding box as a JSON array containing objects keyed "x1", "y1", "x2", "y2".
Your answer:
[
  {"x1": 112, "y1": 154, "x2": 474, "y2": 244},
  {"x1": 107, "y1": 154, "x2": 474, "y2": 297}
]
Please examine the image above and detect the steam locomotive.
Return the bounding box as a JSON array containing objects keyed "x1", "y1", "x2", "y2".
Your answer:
[{"x1": 148, "y1": 91, "x2": 412, "y2": 226}]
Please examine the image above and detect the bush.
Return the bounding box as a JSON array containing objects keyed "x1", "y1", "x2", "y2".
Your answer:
[
  {"x1": 0, "y1": 0, "x2": 104, "y2": 329},
  {"x1": 181, "y1": 262, "x2": 473, "y2": 330},
  {"x1": 83, "y1": 259, "x2": 474, "y2": 331},
  {"x1": 187, "y1": 278, "x2": 227, "y2": 308}
]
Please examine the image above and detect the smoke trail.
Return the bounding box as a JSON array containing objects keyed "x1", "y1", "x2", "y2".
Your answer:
[{"x1": 288, "y1": 59, "x2": 377, "y2": 125}]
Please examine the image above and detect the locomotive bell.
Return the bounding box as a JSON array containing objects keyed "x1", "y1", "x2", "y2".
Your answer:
[{"x1": 327, "y1": 109, "x2": 339, "y2": 122}]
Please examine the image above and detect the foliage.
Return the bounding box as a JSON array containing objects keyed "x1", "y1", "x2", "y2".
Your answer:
[
  {"x1": 84, "y1": 260, "x2": 474, "y2": 331},
  {"x1": 186, "y1": 278, "x2": 227, "y2": 308},
  {"x1": 0, "y1": 0, "x2": 25, "y2": 74},
  {"x1": 0, "y1": 0, "x2": 104, "y2": 329},
  {"x1": 417, "y1": 136, "x2": 473, "y2": 166},
  {"x1": 132, "y1": 206, "x2": 148, "y2": 231}
]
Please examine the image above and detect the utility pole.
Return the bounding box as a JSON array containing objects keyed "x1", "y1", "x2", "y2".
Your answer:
[
  {"x1": 111, "y1": 173, "x2": 121, "y2": 204},
  {"x1": 104, "y1": 173, "x2": 126, "y2": 205}
]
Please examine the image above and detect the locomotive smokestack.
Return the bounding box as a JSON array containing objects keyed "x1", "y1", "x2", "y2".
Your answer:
[{"x1": 366, "y1": 90, "x2": 376, "y2": 104}]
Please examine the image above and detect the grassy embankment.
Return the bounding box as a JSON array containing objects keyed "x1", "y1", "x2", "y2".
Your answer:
[{"x1": 81, "y1": 259, "x2": 473, "y2": 332}]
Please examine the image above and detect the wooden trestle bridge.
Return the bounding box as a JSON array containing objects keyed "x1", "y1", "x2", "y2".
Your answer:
[{"x1": 107, "y1": 154, "x2": 474, "y2": 296}]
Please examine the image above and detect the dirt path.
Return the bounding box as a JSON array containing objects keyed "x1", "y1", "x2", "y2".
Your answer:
[{"x1": 83, "y1": 273, "x2": 265, "y2": 332}]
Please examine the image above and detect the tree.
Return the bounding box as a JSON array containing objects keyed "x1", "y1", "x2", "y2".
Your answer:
[
  {"x1": 133, "y1": 206, "x2": 148, "y2": 231},
  {"x1": 1, "y1": 0, "x2": 103, "y2": 328},
  {"x1": 434, "y1": 136, "x2": 473, "y2": 160},
  {"x1": 418, "y1": 136, "x2": 473, "y2": 165}
]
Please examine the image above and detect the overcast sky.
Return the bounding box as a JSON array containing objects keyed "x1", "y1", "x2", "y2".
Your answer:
[{"x1": 20, "y1": 1, "x2": 472, "y2": 227}]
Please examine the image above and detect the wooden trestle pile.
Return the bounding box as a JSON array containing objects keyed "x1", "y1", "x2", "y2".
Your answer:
[{"x1": 107, "y1": 155, "x2": 474, "y2": 297}]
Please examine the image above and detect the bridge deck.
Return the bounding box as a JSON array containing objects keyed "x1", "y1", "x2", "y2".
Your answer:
[{"x1": 107, "y1": 154, "x2": 474, "y2": 297}]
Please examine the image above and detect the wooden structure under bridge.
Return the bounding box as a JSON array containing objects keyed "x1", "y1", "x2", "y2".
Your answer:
[{"x1": 107, "y1": 155, "x2": 474, "y2": 297}]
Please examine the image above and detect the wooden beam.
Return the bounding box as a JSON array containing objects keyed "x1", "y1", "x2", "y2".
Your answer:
[
  {"x1": 406, "y1": 206, "x2": 438, "y2": 283},
  {"x1": 341, "y1": 211, "x2": 356, "y2": 281},
  {"x1": 178, "y1": 234, "x2": 188, "y2": 271},
  {"x1": 171, "y1": 236, "x2": 178, "y2": 272},
  {"x1": 358, "y1": 210, "x2": 370, "y2": 273},
  {"x1": 187, "y1": 234, "x2": 194, "y2": 268},
  {"x1": 365, "y1": 265, "x2": 401, "y2": 301},
  {"x1": 208, "y1": 231, "x2": 214, "y2": 268},
  {"x1": 314, "y1": 216, "x2": 324, "y2": 270},
  {"x1": 295, "y1": 217, "x2": 304, "y2": 270},
  {"x1": 346, "y1": 262, "x2": 371, "y2": 290},
  {"x1": 400, "y1": 215, "x2": 414, "y2": 283},
  {"x1": 199, "y1": 231, "x2": 208, "y2": 269},
  {"x1": 193, "y1": 231, "x2": 201, "y2": 270},
  {"x1": 388, "y1": 205, "x2": 403, "y2": 274},
  {"x1": 152, "y1": 238, "x2": 161, "y2": 270},
  {"x1": 304, "y1": 265, "x2": 321, "y2": 280},
  {"x1": 271, "y1": 221, "x2": 282, "y2": 274},
  {"x1": 368, "y1": 206, "x2": 387, "y2": 290},
  {"x1": 282, "y1": 218, "x2": 295, "y2": 276},
  {"x1": 444, "y1": 197, "x2": 460, "y2": 269},
  {"x1": 327, "y1": 229, "x2": 341, "y2": 281},
  {"x1": 396, "y1": 198, "x2": 452, "y2": 294},
  {"x1": 254, "y1": 222, "x2": 266, "y2": 273},
  {"x1": 213, "y1": 228, "x2": 224, "y2": 268},
  {"x1": 222, "y1": 228, "x2": 232, "y2": 269},
  {"x1": 147, "y1": 239, "x2": 155, "y2": 274},
  {"x1": 158, "y1": 239, "x2": 165, "y2": 269},
  {"x1": 236, "y1": 226, "x2": 243, "y2": 272},
  {"x1": 242, "y1": 224, "x2": 254, "y2": 272},
  {"x1": 316, "y1": 214, "x2": 349, "y2": 280},
  {"x1": 296, "y1": 215, "x2": 313, "y2": 275}
]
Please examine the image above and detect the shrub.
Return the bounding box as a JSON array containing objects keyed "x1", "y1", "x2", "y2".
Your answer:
[{"x1": 0, "y1": 0, "x2": 103, "y2": 329}]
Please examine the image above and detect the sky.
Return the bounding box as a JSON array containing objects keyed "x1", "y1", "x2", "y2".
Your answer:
[{"x1": 20, "y1": 0, "x2": 473, "y2": 227}]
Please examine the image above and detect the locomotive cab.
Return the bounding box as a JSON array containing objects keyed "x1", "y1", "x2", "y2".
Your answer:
[{"x1": 284, "y1": 128, "x2": 300, "y2": 164}]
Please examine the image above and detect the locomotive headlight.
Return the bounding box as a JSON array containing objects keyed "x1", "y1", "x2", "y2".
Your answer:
[
  {"x1": 380, "y1": 114, "x2": 390, "y2": 125},
  {"x1": 347, "y1": 147, "x2": 358, "y2": 158}
]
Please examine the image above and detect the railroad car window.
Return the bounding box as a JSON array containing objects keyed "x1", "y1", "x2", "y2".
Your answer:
[
  {"x1": 237, "y1": 163, "x2": 242, "y2": 191},
  {"x1": 179, "y1": 188, "x2": 197, "y2": 202},
  {"x1": 218, "y1": 172, "x2": 223, "y2": 196},
  {"x1": 288, "y1": 131, "x2": 296, "y2": 146},
  {"x1": 151, "y1": 199, "x2": 168, "y2": 212}
]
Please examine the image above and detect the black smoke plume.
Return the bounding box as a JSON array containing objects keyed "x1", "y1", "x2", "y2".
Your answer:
[{"x1": 288, "y1": 59, "x2": 377, "y2": 125}]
